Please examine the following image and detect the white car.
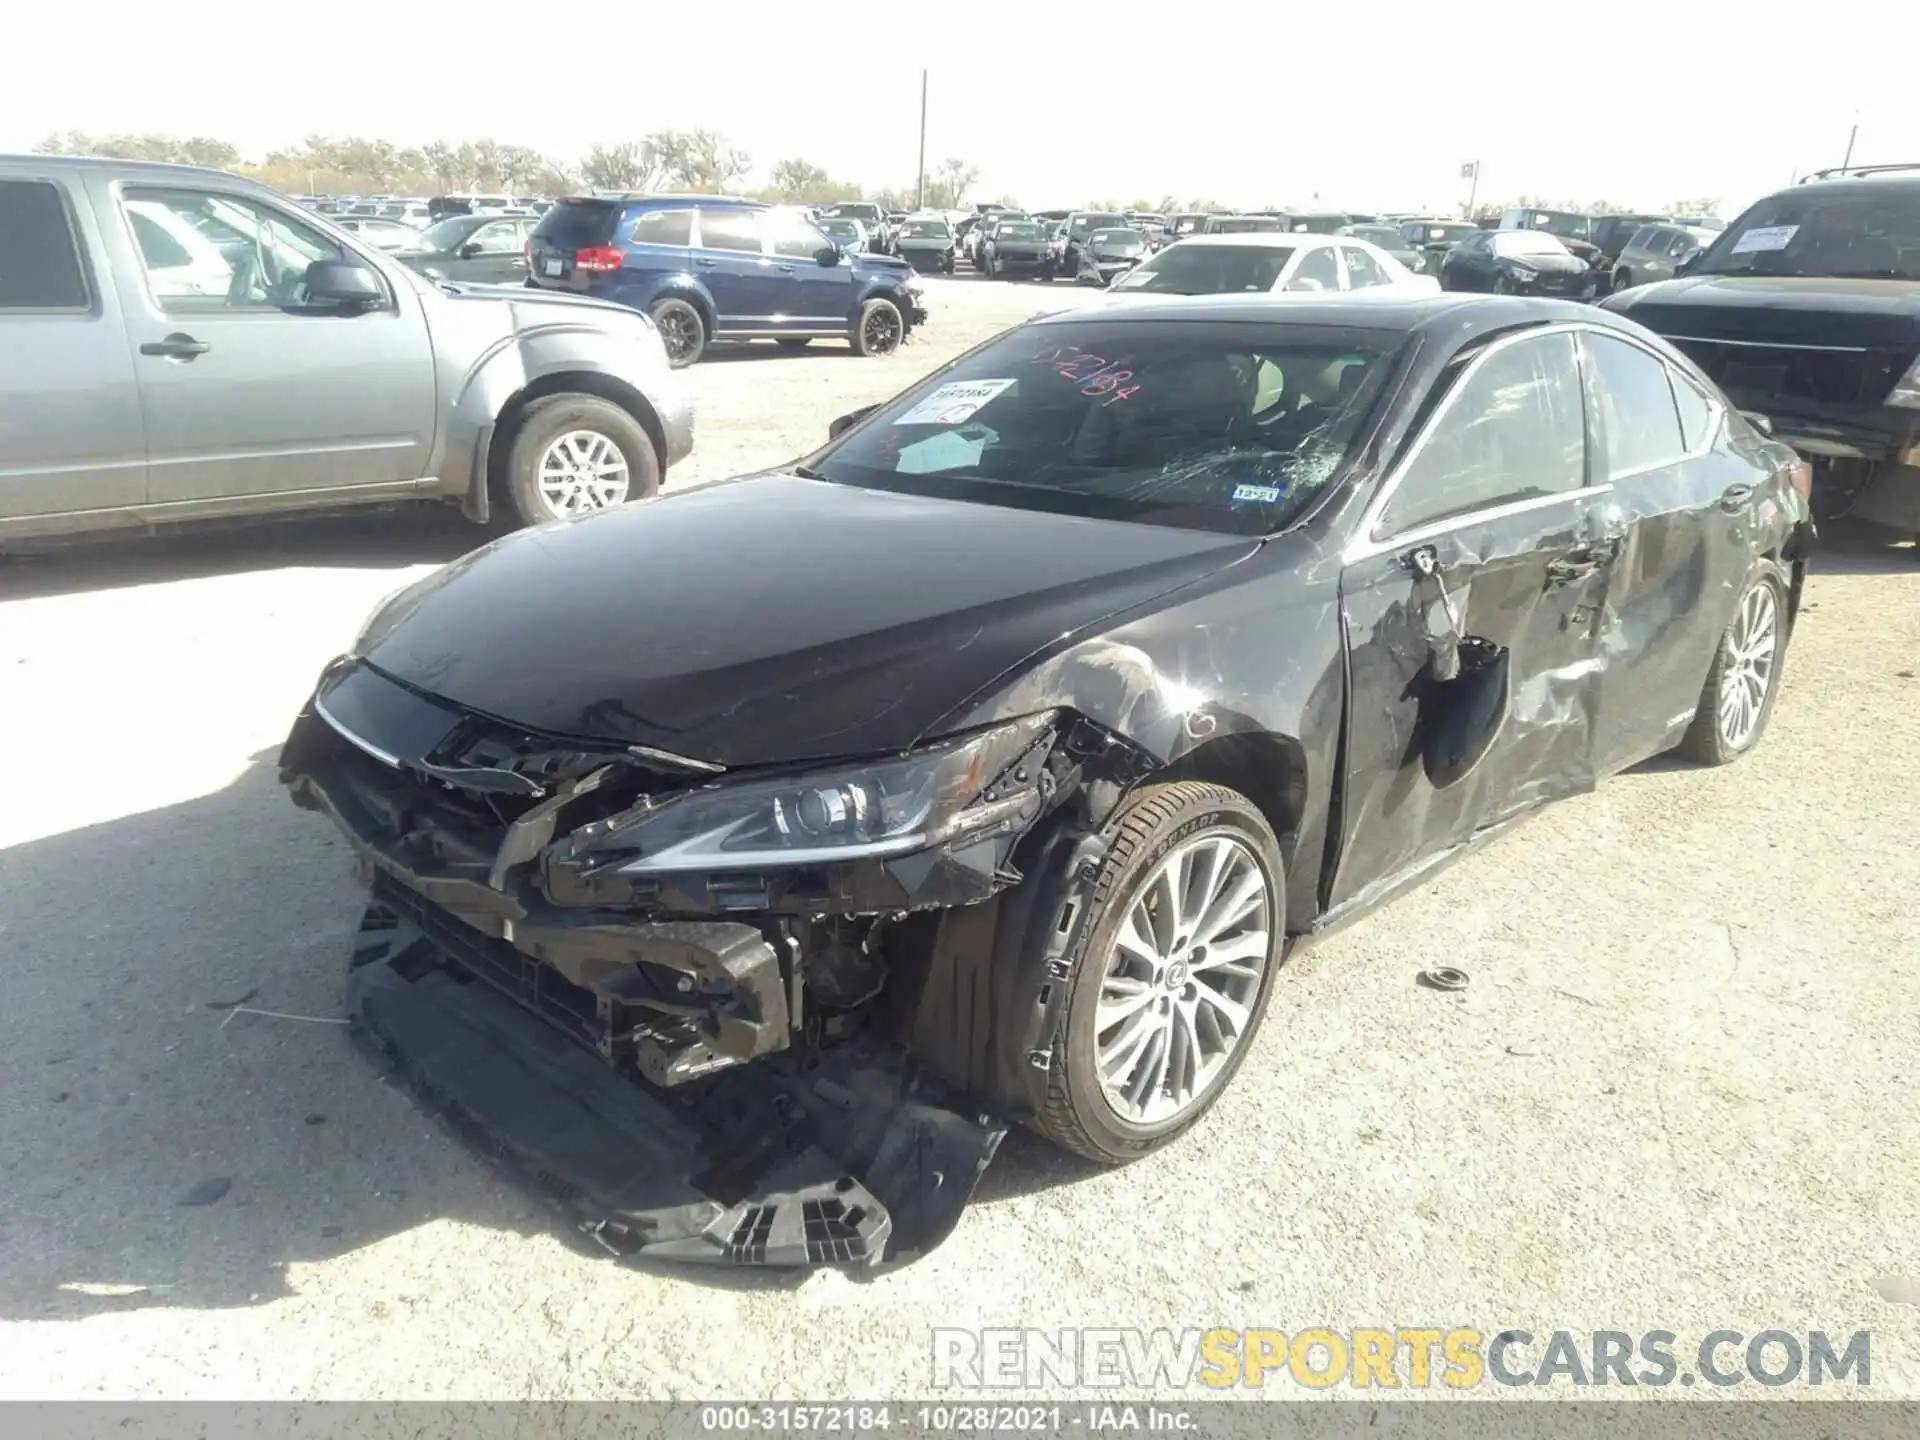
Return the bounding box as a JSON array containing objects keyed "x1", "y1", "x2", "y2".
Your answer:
[
  {"x1": 333, "y1": 216, "x2": 426, "y2": 251},
  {"x1": 1103, "y1": 231, "x2": 1441, "y2": 301}
]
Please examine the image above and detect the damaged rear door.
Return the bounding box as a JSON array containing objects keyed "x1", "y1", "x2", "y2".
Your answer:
[{"x1": 1329, "y1": 326, "x2": 1621, "y2": 911}]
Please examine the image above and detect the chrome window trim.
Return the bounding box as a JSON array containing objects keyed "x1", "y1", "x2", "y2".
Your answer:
[
  {"x1": 313, "y1": 694, "x2": 403, "y2": 769},
  {"x1": 1343, "y1": 485, "x2": 1612, "y2": 565},
  {"x1": 1346, "y1": 320, "x2": 1590, "y2": 559},
  {"x1": 1666, "y1": 333, "x2": 1869, "y2": 354}
]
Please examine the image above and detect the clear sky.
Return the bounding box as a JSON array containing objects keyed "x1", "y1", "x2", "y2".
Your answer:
[{"x1": 4, "y1": 3, "x2": 1910, "y2": 218}]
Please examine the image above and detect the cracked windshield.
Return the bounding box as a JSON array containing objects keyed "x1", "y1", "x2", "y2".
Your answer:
[{"x1": 815, "y1": 323, "x2": 1391, "y2": 533}]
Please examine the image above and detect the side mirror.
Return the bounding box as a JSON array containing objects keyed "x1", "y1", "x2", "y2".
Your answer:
[
  {"x1": 1739, "y1": 410, "x2": 1775, "y2": 437},
  {"x1": 816, "y1": 244, "x2": 842, "y2": 266},
  {"x1": 458, "y1": 241, "x2": 484, "y2": 259},
  {"x1": 1675, "y1": 247, "x2": 1703, "y2": 276},
  {"x1": 828, "y1": 404, "x2": 878, "y2": 441},
  {"x1": 305, "y1": 260, "x2": 384, "y2": 306}
]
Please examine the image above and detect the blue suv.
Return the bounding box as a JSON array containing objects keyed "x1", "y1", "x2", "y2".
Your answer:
[{"x1": 525, "y1": 195, "x2": 928, "y2": 367}]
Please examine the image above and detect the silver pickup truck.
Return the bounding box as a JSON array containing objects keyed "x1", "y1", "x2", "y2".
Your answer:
[{"x1": 0, "y1": 155, "x2": 694, "y2": 545}]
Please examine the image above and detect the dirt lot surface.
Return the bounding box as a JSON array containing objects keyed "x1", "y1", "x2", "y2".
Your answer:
[{"x1": 1, "y1": 276, "x2": 1916, "y2": 1402}]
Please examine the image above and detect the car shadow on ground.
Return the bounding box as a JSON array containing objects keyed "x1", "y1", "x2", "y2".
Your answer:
[
  {"x1": 0, "y1": 508, "x2": 489, "y2": 603},
  {"x1": 0, "y1": 749, "x2": 1108, "y2": 1317},
  {"x1": 1806, "y1": 518, "x2": 1918, "y2": 576}
]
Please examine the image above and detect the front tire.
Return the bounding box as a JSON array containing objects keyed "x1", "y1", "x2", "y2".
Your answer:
[
  {"x1": 852, "y1": 296, "x2": 905, "y2": 356},
  {"x1": 1673, "y1": 563, "x2": 1790, "y2": 766},
  {"x1": 1031, "y1": 782, "x2": 1284, "y2": 1165},
  {"x1": 502, "y1": 394, "x2": 659, "y2": 526},
  {"x1": 648, "y1": 297, "x2": 707, "y2": 368}
]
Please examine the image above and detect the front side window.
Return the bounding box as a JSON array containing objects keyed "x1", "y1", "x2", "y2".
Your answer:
[
  {"x1": 1377, "y1": 331, "x2": 1586, "y2": 537},
  {"x1": 121, "y1": 187, "x2": 344, "y2": 312},
  {"x1": 0, "y1": 179, "x2": 90, "y2": 309},
  {"x1": 467, "y1": 221, "x2": 522, "y2": 254},
  {"x1": 1340, "y1": 245, "x2": 1388, "y2": 288},
  {"x1": 696, "y1": 208, "x2": 763, "y2": 254},
  {"x1": 813, "y1": 320, "x2": 1397, "y2": 536},
  {"x1": 1587, "y1": 333, "x2": 1685, "y2": 477},
  {"x1": 767, "y1": 211, "x2": 831, "y2": 259},
  {"x1": 1286, "y1": 246, "x2": 1340, "y2": 292}
]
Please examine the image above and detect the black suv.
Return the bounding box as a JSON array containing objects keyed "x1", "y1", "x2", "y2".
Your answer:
[{"x1": 1603, "y1": 165, "x2": 1920, "y2": 539}]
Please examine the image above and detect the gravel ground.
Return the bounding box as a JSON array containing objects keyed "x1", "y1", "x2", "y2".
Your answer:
[{"x1": 0, "y1": 276, "x2": 1916, "y2": 1403}]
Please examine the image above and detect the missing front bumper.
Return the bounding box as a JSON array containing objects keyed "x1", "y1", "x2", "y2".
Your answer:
[{"x1": 347, "y1": 899, "x2": 1005, "y2": 1269}]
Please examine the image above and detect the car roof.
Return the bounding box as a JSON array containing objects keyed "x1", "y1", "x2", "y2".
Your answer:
[
  {"x1": 1028, "y1": 292, "x2": 1610, "y2": 339},
  {"x1": 0, "y1": 152, "x2": 249, "y2": 185},
  {"x1": 1172, "y1": 232, "x2": 1340, "y2": 249}
]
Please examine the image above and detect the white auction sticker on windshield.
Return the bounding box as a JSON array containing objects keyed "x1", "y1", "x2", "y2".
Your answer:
[
  {"x1": 1729, "y1": 224, "x2": 1798, "y2": 254},
  {"x1": 894, "y1": 379, "x2": 1015, "y2": 426}
]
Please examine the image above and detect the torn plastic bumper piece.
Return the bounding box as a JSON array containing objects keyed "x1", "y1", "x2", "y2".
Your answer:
[{"x1": 347, "y1": 900, "x2": 1006, "y2": 1269}]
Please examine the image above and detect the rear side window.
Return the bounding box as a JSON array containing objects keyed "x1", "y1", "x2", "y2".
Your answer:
[
  {"x1": 1671, "y1": 369, "x2": 1717, "y2": 451},
  {"x1": 532, "y1": 200, "x2": 620, "y2": 249},
  {"x1": 1586, "y1": 333, "x2": 1685, "y2": 477},
  {"x1": 0, "y1": 179, "x2": 90, "y2": 309},
  {"x1": 697, "y1": 209, "x2": 762, "y2": 253},
  {"x1": 630, "y1": 209, "x2": 692, "y2": 246}
]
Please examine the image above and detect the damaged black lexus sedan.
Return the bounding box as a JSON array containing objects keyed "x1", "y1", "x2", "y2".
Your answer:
[{"x1": 282, "y1": 294, "x2": 1811, "y2": 1270}]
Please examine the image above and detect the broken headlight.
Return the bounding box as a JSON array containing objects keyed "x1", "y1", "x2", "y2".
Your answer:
[{"x1": 579, "y1": 713, "x2": 1057, "y2": 875}]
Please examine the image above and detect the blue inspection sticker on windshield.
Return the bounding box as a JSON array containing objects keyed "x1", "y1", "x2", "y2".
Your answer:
[
  {"x1": 1233, "y1": 483, "x2": 1283, "y2": 504},
  {"x1": 894, "y1": 379, "x2": 1015, "y2": 426}
]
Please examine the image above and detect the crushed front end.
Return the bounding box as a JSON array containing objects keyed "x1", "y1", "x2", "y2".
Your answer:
[{"x1": 280, "y1": 658, "x2": 1098, "y2": 1268}]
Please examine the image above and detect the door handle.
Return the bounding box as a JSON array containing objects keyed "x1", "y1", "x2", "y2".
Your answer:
[
  {"x1": 694, "y1": 257, "x2": 718, "y2": 267},
  {"x1": 1718, "y1": 483, "x2": 1755, "y2": 513},
  {"x1": 774, "y1": 264, "x2": 794, "y2": 273},
  {"x1": 139, "y1": 333, "x2": 211, "y2": 361}
]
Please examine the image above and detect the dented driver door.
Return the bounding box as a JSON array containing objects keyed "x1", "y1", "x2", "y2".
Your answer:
[{"x1": 1326, "y1": 328, "x2": 1622, "y2": 913}]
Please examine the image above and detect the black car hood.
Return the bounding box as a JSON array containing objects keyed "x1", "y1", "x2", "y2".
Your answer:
[
  {"x1": 356, "y1": 473, "x2": 1257, "y2": 767},
  {"x1": 1606, "y1": 275, "x2": 1920, "y2": 347},
  {"x1": 1508, "y1": 252, "x2": 1588, "y2": 274},
  {"x1": 855, "y1": 253, "x2": 914, "y2": 277}
]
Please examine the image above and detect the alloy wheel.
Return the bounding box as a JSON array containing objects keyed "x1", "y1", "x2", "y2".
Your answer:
[
  {"x1": 862, "y1": 304, "x2": 903, "y2": 354},
  {"x1": 656, "y1": 308, "x2": 700, "y2": 363},
  {"x1": 536, "y1": 430, "x2": 631, "y2": 517},
  {"x1": 1094, "y1": 833, "x2": 1273, "y2": 1126},
  {"x1": 1717, "y1": 581, "x2": 1779, "y2": 750}
]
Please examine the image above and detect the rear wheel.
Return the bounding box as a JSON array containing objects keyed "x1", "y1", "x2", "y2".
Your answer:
[
  {"x1": 1674, "y1": 564, "x2": 1789, "y2": 765},
  {"x1": 502, "y1": 394, "x2": 659, "y2": 526},
  {"x1": 852, "y1": 297, "x2": 905, "y2": 356},
  {"x1": 648, "y1": 297, "x2": 706, "y2": 368},
  {"x1": 1032, "y1": 782, "x2": 1284, "y2": 1165}
]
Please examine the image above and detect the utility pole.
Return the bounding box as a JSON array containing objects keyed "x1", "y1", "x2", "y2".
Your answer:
[
  {"x1": 916, "y1": 69, "x2": 928, "y2": 211},
  {"x1": 1462, "y1": 159, "x2": 1481, "y2": 219}
]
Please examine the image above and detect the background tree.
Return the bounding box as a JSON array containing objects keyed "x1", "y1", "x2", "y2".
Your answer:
[
  {"x1": 653, "y1": 129, "x2": 751, "y2": 192},
  {"x1": 766, "y1": 158, "x2": 858, "y2": 206},
  {"x1": 580, "y1": 141, "x2": 663, "y2": 193},
  {"x1": 922, "y1": 158, "x2": 979, "y2": 210}
]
